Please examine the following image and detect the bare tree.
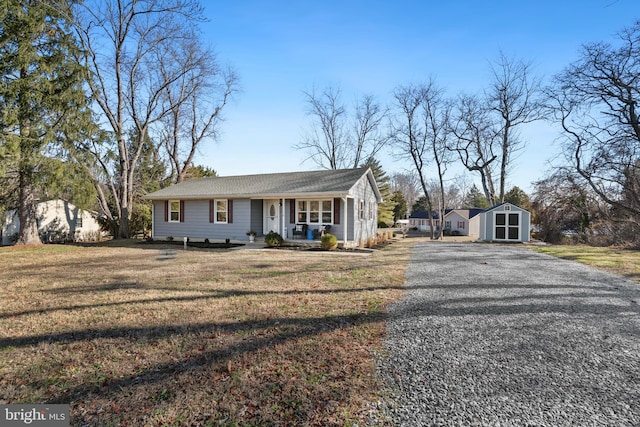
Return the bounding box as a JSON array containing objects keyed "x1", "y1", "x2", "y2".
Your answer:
[
  {"x1": 158, "y1": 41, "x2": 238, "y2": 184},
  {"x1": 548, "y1": 20, "x2": 640, "y2": 221},
  {"x1": 353, "y1": 94, "x2": 389, "y2": 167},
  {"x1": 531, "y1": 169, "x2": 601, "y2": 243},
  {"x1": 297, "y1": 85, "x2": 388, "y2": 169},
  {"x1": 390, "y1": 80, "x2": 451, "y2": 238},
  {"x1": 449, "y1": 94, "x2": 499, "y2": 205},
  {"x1": 390, "y1": 171, "x2": 420, "y2": 214},
  {"x1": 487, "y1": 51, "x2": 543, "y2": 202},
  {"x1": 75, "y1": 0, "x2": 208, "y2": 238},
  {"x1": 449, "y1": 52, "x2": 542, "y2": 206}
]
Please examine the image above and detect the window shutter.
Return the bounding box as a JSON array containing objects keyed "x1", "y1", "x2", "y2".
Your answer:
[
  {"x1": 228, "y1": 200, "x2": 233, "y2": 223},
  {"x1": 290, "y1": 199, "x2": 295, "y2": 223},
  {"x1": 209, "y1": 200, "x2": 214, "y2": 223},
  {"x1": 179, "y1": 200, "x2": 185, "y2": 222},
  {"x1": 164, "y1": 201, "x2": 168, "y2": 222},
  {"x1": 334, "y1": 198, "x2": 340, "y2": 224}
]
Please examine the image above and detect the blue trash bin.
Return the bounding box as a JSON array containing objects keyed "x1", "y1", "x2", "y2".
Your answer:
[{"x1": 307, "y1": 229, "x2": 313, "y2": 240}]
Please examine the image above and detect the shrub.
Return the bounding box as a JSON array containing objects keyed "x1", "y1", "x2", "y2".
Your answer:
[
  {"x1": 320, "y1": 233, "x2": 338, "y2": 250},
  {"x1": 166, "y1": 236, "x2": 174, "y2": 241},
  {"x1": 264, "y1": 231, "x2": 283, "y2": 247}
]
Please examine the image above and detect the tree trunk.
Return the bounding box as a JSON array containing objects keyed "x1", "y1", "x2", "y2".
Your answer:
[
  {"x1": 16, "y1": 172, "x2": 41, "y2": 245},
  {"x1": 118, "y1": 206, "x2": 130, "y2": 239}
]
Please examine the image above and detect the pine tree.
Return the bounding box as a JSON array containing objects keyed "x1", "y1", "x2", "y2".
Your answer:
[
  {"x1": 362, "y1": 157, "x2": 394, "y2": 226},
  {"x1": 412, "y1": 196, "x2": 430, "y2": 213},
  {"x1": 391, "y1": 190, "x2": 407, "y2": 223},
  {"x1": 504, "y1": 186, "x2": 531, "y2": 210},
  {"x1": 463, "y1": 184, "x2": 490, "y2": 209},
  {"x1": 1, "y1": 1, "x2": 92, "y2": 245}
]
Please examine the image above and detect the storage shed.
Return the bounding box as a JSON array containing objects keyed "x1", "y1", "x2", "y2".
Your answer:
[{"x1": 478, "y1": 203, "x2": 531, "y2": 243}]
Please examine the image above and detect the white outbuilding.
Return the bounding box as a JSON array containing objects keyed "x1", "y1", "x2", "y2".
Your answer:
[
  {"x1": 478, "y1": 203, "x2": 531, "y2": 243},
  {"x1": 2, "y1": 199, "x2": 102, "y2": 245}
]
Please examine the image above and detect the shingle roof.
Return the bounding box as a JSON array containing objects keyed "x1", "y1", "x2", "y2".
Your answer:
[
  {"x1": 409, "y1": 210, "x2": 441, "y2": 219},
  {"x1": 144, "y1": 168, "x2": 377, "y2": 200}
]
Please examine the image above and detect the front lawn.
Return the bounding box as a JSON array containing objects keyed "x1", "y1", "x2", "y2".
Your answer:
[
  {"x1": 0, "y1": 240, "x2": 411, "y2": 426},
  {"x1": 531, "y1": 244, "x2": 640, "y2": 283}
]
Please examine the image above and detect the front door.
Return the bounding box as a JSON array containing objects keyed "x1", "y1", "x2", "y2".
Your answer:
[{"x1": 264, "y1": 199, "x2": 280, "y2": 235}]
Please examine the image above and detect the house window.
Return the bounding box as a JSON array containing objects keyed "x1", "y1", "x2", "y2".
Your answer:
[
  {"x1": 215, "y1": 199, "x2": 228, "y2": 223},
  {"x1": 169, "y1": 200, "x2": 181, "y2": 222},
  {"x1": 310, "y1": 201, "x2": 320, "y2": 223},
  {"x1": 322, "y1": 200, "x2": 332, "y2": 223},
  {"x1": 359, "y1": 200, "x2": 365, "y2": 220},
  {"x1": 297, "y1": 201, "x2": 307, "y2": 223},
  {"x1": 77, "y1": 216, "x2": 83, "y2": 228},
  {"x1": 369, "y1": 202, "x2": 374, "y2": 220},
  {"x1": 445, "y1": 220, "x2": 451, "y2": 229},
  {"x1": 457, "y1": 221, "x2": 465, "y2": 229},
  {"x1": 297, "y1": 199, "x2": 333, "y2": 224}
]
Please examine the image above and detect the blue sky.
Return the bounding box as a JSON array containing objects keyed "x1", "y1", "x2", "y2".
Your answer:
[{"x1": 197, "y1": 1, "x2": 637, "y2": 194}]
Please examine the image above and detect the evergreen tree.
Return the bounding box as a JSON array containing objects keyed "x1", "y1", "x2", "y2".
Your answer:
[
  {"x1": 0, "y1": 1, "x2": 92, "y2": 244},
  {"x1": 504, "y1": 186, "x2": 531, "y2": 210},
  {"x1": 412, "y1": 196, "x2": 430, "y2": 213},
  {"x1": 463, "y1": 184, "x2": 490, "y2": 209},
  {"x1": 362, "y1": 157, "x2": 394, "y2": 226},
  {"x1": 183, "y1": 165, "x2": 218, "y2": 179},
  {"x1": 391, "y1": 190, "x2": 407, "y2": 223}
]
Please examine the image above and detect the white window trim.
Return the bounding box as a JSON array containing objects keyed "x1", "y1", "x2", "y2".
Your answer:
[
  {"x1": 359, "y1": 200, "x2": 365, "y2": 221},
  {"x1": 214, "y1": 199, "x2": 228, "y2": 224},
  {"x1": 296, "y1": 199, "x2": 333, "y2": 224},
  {"x1": 169, "y1": 200, "x2": 181, "y2": 223}
]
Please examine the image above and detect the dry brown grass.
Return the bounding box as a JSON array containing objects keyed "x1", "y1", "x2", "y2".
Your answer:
[{"x1": 0, "y1": 239, "x2": 412, "y2": 426}]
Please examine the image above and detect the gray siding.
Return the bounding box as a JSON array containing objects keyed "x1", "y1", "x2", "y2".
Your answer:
[
  {"x1": 153, "y1": 199, "x2": 253, "y2": 241},
  {"x1": 347, "y1": 174, "x2": 378, "y2": 245},
  {"x1": 150, "y1": 170, "x2": 380, "y2": 246}
]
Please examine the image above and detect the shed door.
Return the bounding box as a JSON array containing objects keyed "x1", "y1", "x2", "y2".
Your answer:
[{"x1": 495, "y1": 213, "x2": 520, "y2": 241}]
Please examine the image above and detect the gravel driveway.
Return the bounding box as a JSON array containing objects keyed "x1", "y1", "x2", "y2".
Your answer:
[{"x1": 377, "y1": 242, "x2": 640, "y2": 426}]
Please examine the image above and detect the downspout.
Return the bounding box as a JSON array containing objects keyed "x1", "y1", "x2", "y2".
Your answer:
[
  {"x1": 151, "y1": 202, "x2": 155, "y2": 239},
  {"x1": 342, "y1": 196, "x2": 348, "y2": 247}
]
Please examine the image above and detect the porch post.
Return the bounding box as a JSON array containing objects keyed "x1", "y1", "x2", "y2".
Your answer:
[
  {"x1": 342, "y1": 196, "x2": 348, "y2": 247},
  {"x1": 281, "y1": 198, "x2": 286, "y2": 239}
]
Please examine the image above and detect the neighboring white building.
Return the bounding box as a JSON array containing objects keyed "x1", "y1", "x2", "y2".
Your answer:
[
  {"x1": 2, "y1": 199, "x2": 102, "y2": 245},
  {"x1": 443, "y1": 209, "x2": 484, "y2": 237}
]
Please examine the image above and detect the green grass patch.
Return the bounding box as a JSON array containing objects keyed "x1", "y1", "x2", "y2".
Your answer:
[{"x1": 531, "y1": 244, "x2": 640, "y2": 282}]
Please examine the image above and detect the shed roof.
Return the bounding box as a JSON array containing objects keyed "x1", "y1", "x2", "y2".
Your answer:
[
  {"x1": 483, "y1": 202, "x2": 530, "y2": 214},
  {"x1": 144, "y1": 167, "x2": 381, "y2": 201}
]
